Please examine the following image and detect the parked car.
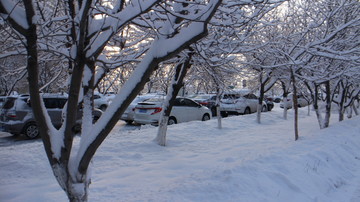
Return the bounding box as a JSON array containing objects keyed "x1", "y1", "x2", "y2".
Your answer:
[
  {"x1": 220, "y1": 90, "x2": 267, "y2": 117},
  {"x1": 280, "y1": 94, "x2": 309, "y2": 109},
  {"x1": 263, "y1": 95, "x2": 274, "y2": 111},
  {"x1": 0, "y1": 94, "x2": 102, "y2": 139},
  {"x1": 93, "y1": 93, "x2": 110, "y2": 111},
  {"x1": 191, "y1": 94, "x2": 218, "y2": 116},
  {"x1": 134, "y1": 97, "x2": 211, "y2": 125},
  {"x1": 120, "y1": 94, "x2": 161, "y2": 124}
]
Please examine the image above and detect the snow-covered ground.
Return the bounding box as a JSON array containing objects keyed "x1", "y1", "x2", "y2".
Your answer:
[{"x1": 0, "y1": 104, "x2": 360, "y2": 202}]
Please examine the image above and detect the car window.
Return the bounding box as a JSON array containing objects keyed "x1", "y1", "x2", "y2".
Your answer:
[
  {"x1": 43, "y1": 98, "x2": 67, "y2": 109},
  {"x1": 174, "y1": 99, "x2": 182, "y2": 106},
  {"x1": 223, "y1": 94, "x2": 240, "y2": 99},
  {"x1": 176, "y1": 98, "x2": 199, "y2": 107},
  {"x1": 58, "y1": 99, "x2": 67, "y2": 108},
  {"x1": 44, "y1": 98, "x2": 58, "y2": 109},
  {"x1": 244, "y1": 94, "x2": 257, "y2": 99},
  {"x1": 2, "y1": 97, "x2": 16, "y2": 109}
]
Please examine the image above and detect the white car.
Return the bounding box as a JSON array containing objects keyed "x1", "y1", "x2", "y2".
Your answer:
[
  {"x1": 280, "y1": 94, "x2": 309, "y2": 109},
  {"x1": 93, "y1": 93, "x2": 110, "y2": 111},
  {"x1": 134, "y1": 97, "x2": 212, "y2": 125},
  {"x1": 104, "y1": 92, "x2": 116, "y2": 103},
  {"x1": 220, "y1": 92, "x2": 267, "y2": 116},
  {"x1": 120, "y1": 94, "x2": 160, "y2": 124}
]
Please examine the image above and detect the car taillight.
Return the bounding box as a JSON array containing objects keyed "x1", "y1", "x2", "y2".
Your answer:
[
  {"x1": 151, "y1": 107, "x2": 162, "y2": 115},
  {"x1": 199, "y1": 102, "x2": 208, "y2": 105},
  {"x1": 7, "y1": 110, "x2": 16, "y2": 118}
]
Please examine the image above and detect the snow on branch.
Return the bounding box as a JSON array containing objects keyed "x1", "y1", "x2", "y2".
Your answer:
[{"x1": 0, "y1": 0, "x2": 29, "y2": 34}]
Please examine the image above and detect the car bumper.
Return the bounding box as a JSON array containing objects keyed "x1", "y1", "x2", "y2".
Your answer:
[
  {"x1": 0, "y1": 121, "x2": 23, "y2": 134},
  {"x1": 120, "y1": 112, "x2": 134, "y2": 121},
  {"x1": 134, "y1": 118, "x2": 159, "y2": 125}
]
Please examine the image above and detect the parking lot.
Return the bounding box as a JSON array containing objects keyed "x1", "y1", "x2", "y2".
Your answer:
[{"x1": 0, "y1": 120, "x2": 142, "y2": 147}]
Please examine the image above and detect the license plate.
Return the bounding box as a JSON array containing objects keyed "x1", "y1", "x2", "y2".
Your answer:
[{"x1": 139, "y1": 109, "x2": 147, "y2": 113}]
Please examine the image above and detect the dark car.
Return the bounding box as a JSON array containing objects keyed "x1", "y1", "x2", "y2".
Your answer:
[
  {"x1": 191, "y1": 94, "x2": 218, "y2": 116},
  {"x1": 0, "y1": 94, "x2": 102, "y2": 139},
  {"x1": 264, "y1": 95, "x2": 274, "y2": 111}
]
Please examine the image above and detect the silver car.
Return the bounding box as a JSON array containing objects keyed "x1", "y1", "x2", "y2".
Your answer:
[{"x1": 0, "y1": 94, "x2": 102, "y2": 139}]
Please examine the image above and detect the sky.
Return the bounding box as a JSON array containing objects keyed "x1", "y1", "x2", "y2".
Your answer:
[{"x1": 0, "y1": 103, "x2": 360, "y2": 202}]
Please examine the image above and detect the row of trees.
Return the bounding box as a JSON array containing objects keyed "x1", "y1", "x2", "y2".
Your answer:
[
  {"x1": 247, "y1": 0, "x2": 360, "y2": 133},
  {"x1": 1, "y1": 0, "x2": 359, "y2": 201}
]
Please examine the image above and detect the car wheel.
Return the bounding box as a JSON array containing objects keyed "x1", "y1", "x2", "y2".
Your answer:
[
  {"x1": 211, "y1": 107, "x2": 217, "y2": 116},
  {"x1": 125, "y1": 120, "x2": 133, "y2": 124},
  {"x1": 220, "y1": 111, "x2": 228, "y2": 117},
  {"x1": 244, "y1": 107, "x2": 251, "y2": 114},
  {"x1": 168, "y1": 117, "x2": 177, "y2": 125},
  {"x1": 268, "y1": 105, "x2": 273, "y2": 111},
  {"x1": 24, "y1": 123, "x2": 39, "y2": 139},
  {"x1": 99, "y1": 105, "x2": 107, "y2": 111},
  {"x1": 202, "y1": 114, "x2": 210, "y2": 121},
  {"x1": 262, "y1": 105, "x2": 267, "y2": 112}
]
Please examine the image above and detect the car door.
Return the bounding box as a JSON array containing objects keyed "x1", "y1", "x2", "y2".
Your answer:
[
  {"x1": 172, "y1": 98, "x2": 203, "y2": 123},
  {"x1": 244, "y1": 94, "x2": 258, "y2": 112}
]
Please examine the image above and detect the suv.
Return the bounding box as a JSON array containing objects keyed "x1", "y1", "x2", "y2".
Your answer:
[{"x1": 0, "y1": 94, "x2": 102, "y2": 139}]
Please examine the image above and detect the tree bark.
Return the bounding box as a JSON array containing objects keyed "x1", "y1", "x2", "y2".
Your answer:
[
  {"x1": 323, "y1": 81, "x2": 332, "y2": 128},
  {"x1": 290, "y1": 69, "x2": 299, "y2": 141},
  {"x1": 257, "y1": 71, "x2": 265, "y2": 124},
  {"x1": 156, "y1": 52, "x2": 193, "y2": 146}
]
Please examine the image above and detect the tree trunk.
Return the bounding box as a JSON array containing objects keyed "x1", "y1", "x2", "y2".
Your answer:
[
  {"x1": 353, "y1": 104, "x2": 359, "y2": 116},
  {"x1": 291, "y1": 70, "x2": 299, "y2": 141},
  {"x1": 313, "y1": 84, "x2": 325, "y2": 129},
  {"x1": 156, "y1": 53, "x2": 193, "y2": 146},
  {"x1": 216, "y1": 88, "x2": 222, "y2": 129},
  {"x1": 323, "y1": 81, "x2": 331, "y2": 128},
  {"x1": 257, "y1": 73, "x2": 265, "y2": 124},
  {"x1": 281, "y1": 81, "x2": 289, "y2": 120},
  {"x1": 347, "y1": 107, "x2": 352, "y2": 119}
]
